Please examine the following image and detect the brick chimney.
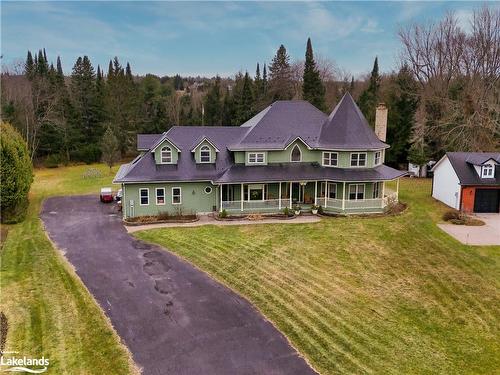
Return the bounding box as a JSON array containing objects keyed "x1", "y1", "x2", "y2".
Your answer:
[{"x1": 375, "y1": 103, "x2": 388, "y2": 142}]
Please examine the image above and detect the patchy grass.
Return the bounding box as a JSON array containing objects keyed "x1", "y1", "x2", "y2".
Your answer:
[
  {"x1": 136, "y1": 178, "x2": 500, "y2": 375},
  {"x1": 0, "y1": 164, "x2": 138, "y2": 374}
]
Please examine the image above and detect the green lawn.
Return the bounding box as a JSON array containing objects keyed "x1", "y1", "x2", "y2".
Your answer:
[
  {"x1": 0, "y1": 164, "x2": 138, "y2": 374},
  {"x1": 135, "y1": 179, "x2": 500, "y2": 375}
]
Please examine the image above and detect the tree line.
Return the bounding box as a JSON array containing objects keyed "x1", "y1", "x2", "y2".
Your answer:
[{"x1": 1, "y1": 4, "x2": 498, "y2": 169}]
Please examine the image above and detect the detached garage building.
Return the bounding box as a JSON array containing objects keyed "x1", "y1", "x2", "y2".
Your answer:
[{"x1": 431, "y1": 152, "x2": 500, "y2": 213}]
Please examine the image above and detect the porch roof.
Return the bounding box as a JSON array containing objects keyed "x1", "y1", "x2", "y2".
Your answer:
[{"x1": 215, "y1": 163, "x2": 406, "y2": 183}]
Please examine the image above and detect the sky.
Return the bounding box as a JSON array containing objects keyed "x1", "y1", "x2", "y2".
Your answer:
[{"x1": 1, "y1": 1, "x2": 495, "y2": 78}]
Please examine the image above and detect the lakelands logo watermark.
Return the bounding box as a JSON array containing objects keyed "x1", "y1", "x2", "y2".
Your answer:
[{"x1": 0, "y1": 351, "x2": 49, "y2": 373}]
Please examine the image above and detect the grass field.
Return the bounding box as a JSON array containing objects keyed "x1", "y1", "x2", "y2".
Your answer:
[
  {"x1": 136, "y1": 178, "x2": 500, "y2": 375},
  {"x1": 0, "y1": 164, "x2": 138, "y2": 374}
]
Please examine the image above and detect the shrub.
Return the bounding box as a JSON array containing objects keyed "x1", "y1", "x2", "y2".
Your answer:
[
  {"x1": 0, "y1": 122, "x2": 34, "y2": 223},
  {"x1": 82, "y1": 168, "x2": 103, "y2": 179},
  {"x1": 44, "y1": 154, "x2": 61, "y2": 168},
  {"x1": 282, "y1": 207, "x2": 290, "y2": 216},
  {"x1": 318, "y1": 205, "x2": 324, "y2": 215},
  {"x1": 219, "y1": 209, "x2": 228, "y2": 218},
  {"x1": 443, "y1": 210, "x2": 460, "y2": 221}
]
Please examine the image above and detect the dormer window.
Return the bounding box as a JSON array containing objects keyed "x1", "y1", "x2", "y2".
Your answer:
[
  {"x1": 161, "y1": 146, "x2": 172, "y2": 163},
  {"x1": 200, "y1": 145, "x2": 211, "y2": 163},
  {"x1": 248, "y1": 152, "x2": 265, "y2": 164},
  {"x1": 291, "y1": 145, "x2": 301, "y2": 162},
  {"x1": 482, "y1": 164, "x2": 494, "y2": 178}
]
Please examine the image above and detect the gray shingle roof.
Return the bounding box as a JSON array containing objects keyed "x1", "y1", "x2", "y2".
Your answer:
[
  {"x1": 115, "y1": 95, "x2": 399, "y2": 184},
  {"x1": 317, "y1": 93, "x2": 388, "y2": 150},
  {"x1": 446, "y1": 152, "x2": 500, "y2": 185},
  {"x1": 229, "y1": 101, "x2": 327, "y2": 150},
  {"x1": 137, "y1": 134, "x2": 162, "y2": 150},
  {"x1": 215, "y1": 163, "x2": 405, "y2": 183}
]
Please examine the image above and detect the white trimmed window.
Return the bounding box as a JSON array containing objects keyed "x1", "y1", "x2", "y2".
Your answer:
[
  {"x1": 139, "y1": 188, "x2": 149, "y2": 205},
  {"x1": 161, "y1": 146, "x2": 172, "y2": 163},
  {"x1": 328, "y1": 183, "x2": 337, "y2": 199},
  {"x1": 172, "y1": 187, "x2": 182, "y2": 204},
  {"x1": 291, "y1": 145, "x2": 302, "y2": 162},
  {"x1": 200, "y1": 145, "x2": 211, "y2": 163},
  {"x1": 322, "y1": 152, "x2": 338, "y2": 167},
  {"x1": 156, "y1": 187, "x2": 165, "y2": 205},
  {"x1": 248, "y1": 152, "x2": 265, "y2": 164},
  {"x1": 350, "y1": 153, "x2": 367, "y2": 167},
  {"x1": 481, "y1": 164, "x2": 494, "y2": 178},
  {"x1": 348, "y1": 184, "x2": 365, "y2": 200},
  {"x1": 374, "y1": 151, "x2": 382, "y2": 166}
]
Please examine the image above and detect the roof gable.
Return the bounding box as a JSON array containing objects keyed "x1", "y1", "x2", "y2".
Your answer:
[
  {"x1": 446, "y1": 152, "x2": 500, "y2": 185},
  {"x1": 318, "y1": 93, "x2": 388, "y2": 150},
  {"x1": 190, "y1": 136, "x2": 220, "y2": 153},
  {"x1": 230, "y1": 101, "x2": 327, "y2": 150},
  {"x1": 149, "y1": 132, "x2": 182, "y2": 152}
]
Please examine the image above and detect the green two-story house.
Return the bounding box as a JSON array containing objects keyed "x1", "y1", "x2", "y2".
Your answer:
[{"x1": 113, "y1": 93, "x2": 405, "y2": 218}]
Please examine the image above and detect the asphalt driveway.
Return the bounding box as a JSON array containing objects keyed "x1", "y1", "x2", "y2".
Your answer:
[{"x1": 41, "y1": 196, "x2": 316, "y2": 375}]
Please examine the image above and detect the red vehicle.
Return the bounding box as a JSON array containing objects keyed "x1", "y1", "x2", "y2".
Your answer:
[{"x1": 100, "y1": 187, "x2": 114, "y2": 203}]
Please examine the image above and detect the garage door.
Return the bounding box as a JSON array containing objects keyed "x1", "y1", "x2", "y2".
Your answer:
[{"x1": 474, "y1": 189, "x2": 500, "y2": 213}]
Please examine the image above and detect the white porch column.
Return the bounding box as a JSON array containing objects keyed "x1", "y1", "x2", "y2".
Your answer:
[
  {"x1": 289, "y1": 182, "x2": 292, "y2": 208},
  {"x1": 278, "y1": 182, "x2": 282, "y2": 210},
  {"x1": 342, "y1": 181, "x2": 346, "y2": 211},
  {"x1": 396, "y1": 178, "x2": 400, "y2": 201},
  {"x1": 314, "y1": 181, "x2": 318, "y2": 206},
  {"x1": 382, "y1": 181, "x2": 386, "y2": 198},
  {"x1": 324, "y1": 180, "x2": 327, "y2": 207},
  {"x1": 241, "y1": 183, "x2": 244, "y2": 211},
  {"x1": 219, "y1": 184, "x2": 223, "y2": 212}
]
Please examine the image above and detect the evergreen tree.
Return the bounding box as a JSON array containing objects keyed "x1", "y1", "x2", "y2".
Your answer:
[
  {"x1": 350, "y1": 76, "x2": 355, "y2": 92},
  {"x1": 203, "y1": 76, "x2": 222, "y2": 125},
  {"x1": 234, "y1": 72, "x2": 254, "y2": 124},
  {"x1": 302, "y1": 38, "x2": 326, "y2": 111},
  {"x1": 0, "y1": 122, "x2": 34, "y2": 223},
  {"x1": 70, "y1": 55, "x2": 102, "y2": 154},
  {"x1": 221, "y1": 87, "x2": 235, "y2": 126},
  {"x1": 25, "y1": 51, "x2": 35, "y2": 79},
  {"x1": 107, "y1": 59, "x2": 114, "y2": 78},
  {"x1": 262, "y1": 63, "x2": 268, "y2": 95},
  {"x1": 268, "y1": 45, "x2": 294, "y2": 100},
  {"x1": 385, "y1": 65, "x2": 419, "y2": 166},
  {"x1": 125, "y1": 62, "x2": 133, "y2": 81},
  {"x1": 254, "y1": 63, "x2": 262, "y2": 96},
  {"x1": 358, "y1": 57, "x2": 381, "y2": 127}
]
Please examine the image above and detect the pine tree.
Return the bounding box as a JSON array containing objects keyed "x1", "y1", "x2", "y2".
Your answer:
[
  {"x1": 350, "y1": 76, "x2": 355, "y2": 92},
  {"x1": 70, "y1": 55, "x2": 101, "y2": 151},
  {"x1": 25, "y1": 51, "x2": 35, "y2": 79},
  {"x1": 221, "y1": 87, "x2": 235, "y2": 126},
  {"x1": 386, "y1": 65, "x2": 419, "y2": 166},
  {"x1": 268, "y1": 45, "x2": 294, "y2": 100},
  {"x1": 302, "y1": 38, "x2": 326, "y2": 111},
  {"x1": 125, "y1": 62, "x2": 133, "y2": 81},
  {"x1": 254, "y1": 63, "x2": 262, "y2": 96},
  {"x1": 107, "y1": 59, "x2": 114, "y2": 78},
  {"x1": 262, "y1": 63, "x2": 268, "y2": 95},
  {"x1": 358, "y1": 56, "x2": 381, "y2": 127},
  {"x1": 235, "y1": 72, "x2": 254, "y2": 124},
  {"x1": 203, "y1": 76, "x2": 222, "y2": 125}
]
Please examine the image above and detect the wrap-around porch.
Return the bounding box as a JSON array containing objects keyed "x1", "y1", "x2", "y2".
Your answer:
[{"x1": 219, "y1": 180, "x2": 399, "y2": 214}]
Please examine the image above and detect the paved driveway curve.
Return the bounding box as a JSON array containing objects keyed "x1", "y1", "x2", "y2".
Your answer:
[{"x1": 41, "y1": 196, "x2": 316, "y2": 375}]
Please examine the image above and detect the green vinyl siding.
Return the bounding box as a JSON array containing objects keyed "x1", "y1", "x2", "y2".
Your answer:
[
  {"x1": 154, "y1": 139, "x2": 179, "y2": 164},
  {"x1": 267, "y1": 141, "x2": 318, "y2": 163},
  {"x1": 193, "y1": 140, "x2": 217, "y2": 164},
  {"x1": 234, "y1": 152, "x2": 245, "y2": 164},
  {"x1": 123, "y1": 182, "x2": 216, "y2": 218}
]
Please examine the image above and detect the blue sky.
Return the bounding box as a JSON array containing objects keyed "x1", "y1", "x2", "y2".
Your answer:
[{"x1": 1, "y1": 1, "x2": 493, "y2": 78}]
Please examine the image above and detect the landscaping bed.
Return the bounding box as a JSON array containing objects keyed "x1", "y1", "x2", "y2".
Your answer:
[
  {"x1": 124, "y1": 214, "x2": 199, "y2": 226},
  {"x1": 442, "y1": 210, "x2": 485, "y2": 226},
  {"x1": 213, "y1": 212, "x2": 296, "y2": 221}
]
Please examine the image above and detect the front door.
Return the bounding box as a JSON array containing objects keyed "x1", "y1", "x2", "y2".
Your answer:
[
  {"x1": 474, "y1": 189, "x2": 500, "y2": 213},
  {"x1": 291, "y1": 183, "x2": 304, "y2": 203}
]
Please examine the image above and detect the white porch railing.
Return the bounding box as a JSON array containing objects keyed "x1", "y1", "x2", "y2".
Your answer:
[{"x1": 221, "y1": 191, "x2": 398, "y2": 212}]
